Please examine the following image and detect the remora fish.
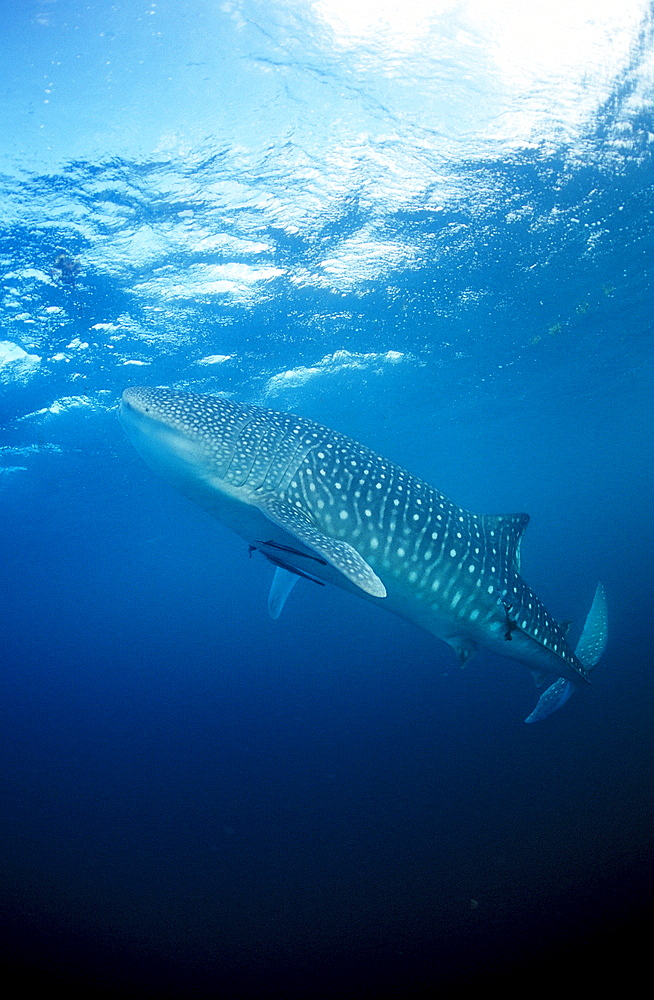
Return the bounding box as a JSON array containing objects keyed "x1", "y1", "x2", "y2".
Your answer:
[{"x1": 119, "y1": 387, "x2": 607, "y2": 722}]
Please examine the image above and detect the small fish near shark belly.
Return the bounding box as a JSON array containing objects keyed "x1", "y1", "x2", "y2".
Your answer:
[{"x1": 119, "y1": 386, "x2": 608, "y2": 723}]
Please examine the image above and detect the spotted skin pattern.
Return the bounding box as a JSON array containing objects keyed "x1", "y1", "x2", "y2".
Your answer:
[{"x1": 120, "y1": 387, "x2": 593, "y2": 695}]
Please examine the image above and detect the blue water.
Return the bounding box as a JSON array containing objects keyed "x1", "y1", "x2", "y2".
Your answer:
[{"x1": 2, "y1": 2, "x2": 654, "y2": 997}]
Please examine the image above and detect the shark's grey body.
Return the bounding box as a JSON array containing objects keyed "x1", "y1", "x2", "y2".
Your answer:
[{"x1": 120, "y1": 387, "x2": 607, "y2": 721}]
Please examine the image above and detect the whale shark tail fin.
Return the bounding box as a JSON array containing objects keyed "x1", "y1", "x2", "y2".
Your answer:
[
  {"x1": 572, "y1": 581, "x2": 608, "y2": 670},
  {"x1": 524, "y1": 582, "x2": 608, "y2": 723}
]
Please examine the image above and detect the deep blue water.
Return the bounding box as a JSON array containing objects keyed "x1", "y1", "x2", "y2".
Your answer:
[{"x1": 2, "y1": 3, "x2": 654, "y2": 997}]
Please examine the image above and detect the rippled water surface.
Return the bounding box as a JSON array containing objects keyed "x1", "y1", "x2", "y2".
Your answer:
[{"x1": 1, "y1": 3, "x2": 653, "y2": 997}]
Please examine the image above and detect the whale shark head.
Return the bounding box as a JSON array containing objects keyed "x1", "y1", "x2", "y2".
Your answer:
[
  {"x1": 119, "y1": 386, "x2": 246, "y2": 489},
  {"x1": 119, "y1": 386, "x2": 389, "y2": 598}
]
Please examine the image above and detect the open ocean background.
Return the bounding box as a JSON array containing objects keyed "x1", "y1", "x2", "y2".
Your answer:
[{"x1": 1, "y1": 2, "x2": 653, "y2": 997}]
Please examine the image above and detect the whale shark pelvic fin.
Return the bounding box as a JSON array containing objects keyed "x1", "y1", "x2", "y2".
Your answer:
[{"x1": 268, "y1": 567, "x2": 300, "y2": 620}]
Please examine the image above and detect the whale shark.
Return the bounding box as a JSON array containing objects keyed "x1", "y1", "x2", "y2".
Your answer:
[{"x1": 119, "y1": 387, "x2": 607, "y2": 722}]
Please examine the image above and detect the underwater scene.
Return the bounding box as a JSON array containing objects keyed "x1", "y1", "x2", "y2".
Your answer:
[{"x1": 1, "y1": 2, "x2": 653, "y2": 997}]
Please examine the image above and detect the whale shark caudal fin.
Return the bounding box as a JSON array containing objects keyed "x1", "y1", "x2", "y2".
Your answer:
[
  {"x1": 573, "y1": 581, "x2": 608, "y2": 668},
  {"x1": 524, "y1": 582, "x2": 608, "y2": 723}
]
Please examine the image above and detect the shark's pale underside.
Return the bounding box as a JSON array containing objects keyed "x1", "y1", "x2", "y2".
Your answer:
[{"x1": 120, "y1": 387, "x2": 608, "y2": 722}]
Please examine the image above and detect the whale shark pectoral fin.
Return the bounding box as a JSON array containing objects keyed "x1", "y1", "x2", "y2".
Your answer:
[
  {"x1": 268, "y1": 566, "x2": 300, "y2": 620},
  {"x1": 524, "y1": 678, "x2": 575, "y2": 723},
  {"x1": 256, "y1": 496, "x2": 387, "y2": 599}
]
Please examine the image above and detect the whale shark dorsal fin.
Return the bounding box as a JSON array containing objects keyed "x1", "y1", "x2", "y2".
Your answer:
[
  {"x1": 257, "y1": 496, "x2": 387, "y2": 599},
  {"x1": 268, "y1": 566, "x2": 299, "y2": 620},
  {"x1": 480, "y1": 512, "x2": 530, "y2": 574}
]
